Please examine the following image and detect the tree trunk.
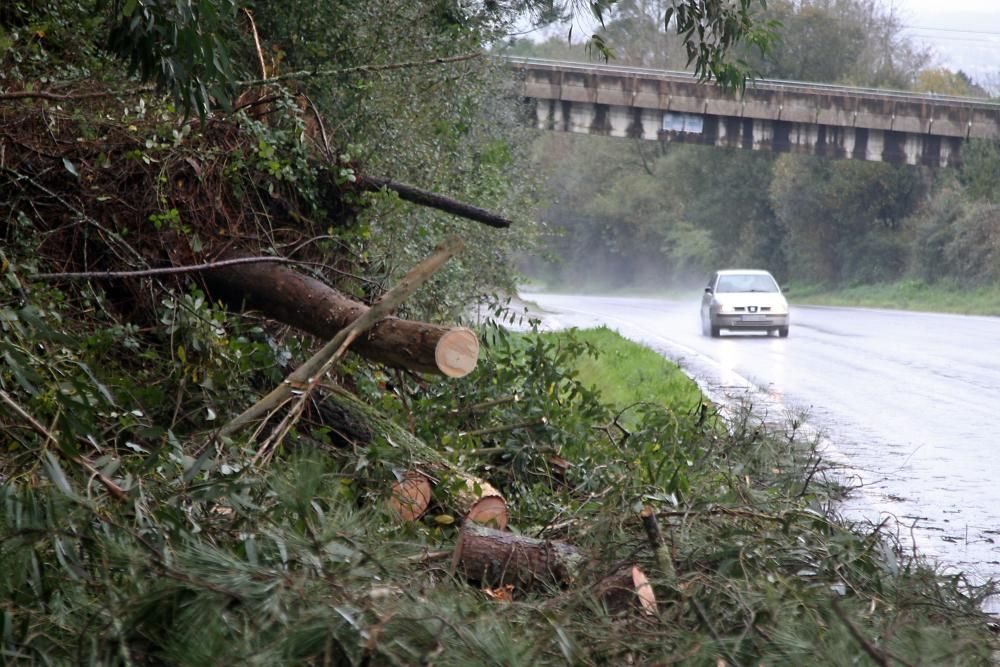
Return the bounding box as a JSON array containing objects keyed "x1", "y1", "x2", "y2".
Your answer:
[
  {"x1": 204, "y1": 260, "x2": 478, "y2": 376},
  {"x1": 454, "y1": 522, "x2": 586, "y2": 588}
]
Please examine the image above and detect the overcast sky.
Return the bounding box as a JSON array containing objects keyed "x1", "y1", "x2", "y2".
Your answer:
[{"x1": 889, "y1": 0, "x2": 1000, "y2": 82}]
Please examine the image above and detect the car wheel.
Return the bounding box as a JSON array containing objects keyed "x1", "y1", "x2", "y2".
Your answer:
[
  {"x1": 778, "y1": 326, "x2": 789, "y2": 338},
  {"x1": 711, "y1": 325, "x2": 722, "y2": 338}
]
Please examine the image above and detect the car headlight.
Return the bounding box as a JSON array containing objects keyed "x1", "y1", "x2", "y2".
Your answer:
[{"x1": 714, "y1": 300, "x2": 734, "y2": 314}]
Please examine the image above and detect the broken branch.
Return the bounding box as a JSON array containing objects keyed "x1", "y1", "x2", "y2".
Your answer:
[
  {"x1": 359, "y1": 175, "x2": 512, "y2": 228},
  {"x1": 217, "y1": 236, "x2": 464, "y2": 443}
]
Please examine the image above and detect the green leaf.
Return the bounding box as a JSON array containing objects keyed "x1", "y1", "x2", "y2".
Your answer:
[
  {"x1": 43, "y1": 452, "x2": 78, "y2": 499},
  {"x1": 62, "y1": 157, "x2": 79, "y2": 179}
]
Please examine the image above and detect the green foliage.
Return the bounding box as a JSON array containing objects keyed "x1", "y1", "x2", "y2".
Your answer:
[
  {"x1": 0, "y1": 0, "x2": 107, "y2": 81},
  {"x1": 2, "y1": 0, "x2": 998, "y2": 662},
  {"x1": 958, "y1": 139, "x2": 1000, "y2": 203},
  {"x1": 786, "y1": 279, "x2": 1000, "y2": 316},
  {"x1": 770, "y1": 155, "x2": 924, "y2": 283},
  {"x1": 746, "y1": 0, "x2": 929, "y2": 87},
  {"x1": 102, "y1": 0, "x2": 241, "y2": 115}
]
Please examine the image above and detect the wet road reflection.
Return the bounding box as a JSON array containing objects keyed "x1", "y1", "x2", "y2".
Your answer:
[{"x1": 527, "y1": 292, "x2": 1000, "y2": 608}]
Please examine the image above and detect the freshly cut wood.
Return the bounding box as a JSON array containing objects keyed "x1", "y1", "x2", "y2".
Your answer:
[
  {"x1": 434, "y1": 328, "x2": 479, "y2": 378},
  {"x1": 204, "y1": 260, "x2": 479, "y2": 376},
  {"x1": 465, "y1": 495, "x2": 508, "y2": 530},
  {"x1": 454, "y1": 522, "x2": 585, "y2": 588},
  {"x1": 632, "y1": 566, "x2": 658, "y2": 615},
  {"x1": 453, "y1": 475, "x2": 507, "y2": 529},
  {"x1": 388, "y1": 470, "x2": 508, "y2": 529},
  {"x1": 387, "y1": 471, "x2": 433, "y2": 521},
  {"x1": 597, "y1": 566, "x2": 658, "y2": 615}
]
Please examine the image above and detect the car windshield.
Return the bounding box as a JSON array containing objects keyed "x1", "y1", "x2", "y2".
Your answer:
[{"x1": 716, "y1": 273, "x2": 779, "y2": 293}]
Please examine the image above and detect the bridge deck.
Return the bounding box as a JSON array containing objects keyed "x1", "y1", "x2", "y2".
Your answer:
[{"x1": 509, "y1": 57, "x2": 1000, "y2": 142}]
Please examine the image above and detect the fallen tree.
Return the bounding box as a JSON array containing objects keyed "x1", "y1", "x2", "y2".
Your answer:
[{"x1": 203, "y1": 258, "x2": 479, "y2": 377}]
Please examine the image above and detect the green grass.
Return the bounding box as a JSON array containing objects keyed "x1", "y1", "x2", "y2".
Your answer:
[
  {"x1": 546, "y1": 326, "x2": 704, "y2": 419},
  {"x1": 789, "y1": 279, "x2": 1000, "y2": 316}
]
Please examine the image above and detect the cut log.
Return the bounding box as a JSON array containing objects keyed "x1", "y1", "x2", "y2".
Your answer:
[
  {"x1": 387, "y1": 470, "x2": 508, "y2": 529},
  {"x1": 387, "y1": 471, "x2": 433, "y2": 521},
  {"x1": 454, "y1": 522, "x2": 586, "y2": 588},
  {"x1": 452, "y1": 475, "x2": 508, "y2": 530},
  {"x1": 639, "y1": 505, "x2": 675, "y2": 577},
  {"x1": 597, "y1": 565, "x2": 658, "y2": 615},
  {"x1": 203, "y1": 260, "x2": 478, "y2": 377},
  {"x1": 465, "y1": 495, "x2": 508, "y2": 530}
]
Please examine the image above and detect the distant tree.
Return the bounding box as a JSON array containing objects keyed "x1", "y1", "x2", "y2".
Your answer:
[
  {"x1": 915, "y1": 68, "x2": 988, "y2": 97},
  {"x1": 770, "y1": 156, "x2": 925, "y2": 284},
  {"x1": 958, "y1": 140, "x2": 1000, "y2": 205},
  {"x1": 745, "y1": 0, "x2": 928, "y2": 87}
]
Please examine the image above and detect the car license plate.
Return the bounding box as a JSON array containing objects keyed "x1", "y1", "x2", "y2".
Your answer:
[{"x1": 742, "y1": 315, "x2": 765, "y2": 322}]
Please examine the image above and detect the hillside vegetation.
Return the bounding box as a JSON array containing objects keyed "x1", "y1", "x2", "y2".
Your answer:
[{"x1": 1, "y1": 1, "x2": 997, "y2": 664}]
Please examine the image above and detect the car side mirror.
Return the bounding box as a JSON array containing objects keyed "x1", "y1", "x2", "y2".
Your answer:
[{"x1": 704, "y1": 287, "x2": 713, "y2": 294}]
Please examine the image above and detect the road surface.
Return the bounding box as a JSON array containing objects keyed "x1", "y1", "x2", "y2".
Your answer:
[{"x1": 526, "y1": 292, "x2": 1000, "y2": 605}]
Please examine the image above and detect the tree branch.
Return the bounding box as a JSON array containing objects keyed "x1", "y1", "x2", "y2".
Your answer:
[
  {"x1": 217, "y1": 236, "x2": 464, "y2": 445},
  {"x1": 359, "y1": 175, "x2": 512, "y2": 228},
  {"x1": 0, "y1": 390, "x2": 128, "y2": 502},
  {"x1": 28, "y1": 256, "x2": 299, "y2": 281},
  {"x1": 0, "y1": 86, "x2": 155, "y2": 102}
]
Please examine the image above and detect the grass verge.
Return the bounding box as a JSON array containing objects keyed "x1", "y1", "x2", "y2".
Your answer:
[
  {"x1": 546, "y1": 326, "x2": 704, "y2": 423},
  {"x1": 790, "y1": 279, "x2": 1000, "y2": 316}
]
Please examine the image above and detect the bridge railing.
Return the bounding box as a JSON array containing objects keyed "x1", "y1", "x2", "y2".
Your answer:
[{"x1": 503, "y1": 56, "x2": 1000, "y2": 110}]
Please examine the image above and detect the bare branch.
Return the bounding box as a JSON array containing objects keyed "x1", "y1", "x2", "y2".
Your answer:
[
  {"x1": 0, "y1": 86, "x2": 155, "y2": 102},
  {"x1": 28, "y1": 256, "x2": 300, "y2": 282},
  {"x1": 0, "y1": 390, "x2": 128, "y2": 502},
  {"x1": 359, "y1": 175, "x2": 512, "y2": 228}
]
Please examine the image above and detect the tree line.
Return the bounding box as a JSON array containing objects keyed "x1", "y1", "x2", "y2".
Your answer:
[{"x1": 514, "y1": 0, "x2": 1000, "y2": 291}]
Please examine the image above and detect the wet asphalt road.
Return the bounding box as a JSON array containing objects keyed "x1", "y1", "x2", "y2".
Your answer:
[{"x1": 526, "y1": 292, "x2": 1000, "y2": 598}]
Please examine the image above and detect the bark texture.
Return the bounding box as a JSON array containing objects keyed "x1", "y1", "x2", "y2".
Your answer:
[
  {"x1": 455, "y1": 522, "x2": 586, "y2": 588},
  {"x1": 204, "y1": 260, "x2": 478, "y2": 376}
]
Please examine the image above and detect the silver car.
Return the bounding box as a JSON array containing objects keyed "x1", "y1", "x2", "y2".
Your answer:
[{"x1": 700, "y1": 270, "x2": 790, "y2": 338}]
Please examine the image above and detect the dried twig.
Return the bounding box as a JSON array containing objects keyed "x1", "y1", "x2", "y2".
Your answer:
[
  {"x1": 0, "y1": 390, "x2": 128, "y2": 502},
  {"x1": 28, "y1": 256, "x2": 299, "y2": 281},
  {"x1": 458, "y1": 417, "x2": 547, "y2": 438},
  {"x1": 830, "y1": 598, "x2": 909, "y2": 667},
  {"x1": 450, "y1": 394, "x2": 519, "y2": 414},
  {"x1": 1, "y1": 166, "x2": 145, "y2": 266},
  {"x1": 0, "y1": 86, "x2": 155, "y2": 102},
  {"x1": 243, "y1": 8, "x2": 268, "y2": 80}
]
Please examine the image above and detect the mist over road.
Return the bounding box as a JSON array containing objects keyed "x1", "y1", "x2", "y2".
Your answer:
[{"x1": 527, "y1": 292, "x2": 1000, "y2": 599}]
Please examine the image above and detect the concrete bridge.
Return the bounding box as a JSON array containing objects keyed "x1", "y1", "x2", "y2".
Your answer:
[{"x1": 509, "y1": 58, "x2": 1000, "y2": 167}]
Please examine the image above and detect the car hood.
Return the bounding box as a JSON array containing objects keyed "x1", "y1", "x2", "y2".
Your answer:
[{"x1": 714, "y1": 292, "x2": 788, "y2": 308}]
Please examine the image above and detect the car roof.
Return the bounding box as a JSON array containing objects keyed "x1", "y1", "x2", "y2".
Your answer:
[{"x1": 716, "y1": 269, "x2": 774, "y2": 276}]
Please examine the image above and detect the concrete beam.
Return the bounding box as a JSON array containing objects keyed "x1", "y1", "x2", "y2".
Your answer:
[{"x1": 511, "y1": 58, "x2": 1000, "y2": 166}]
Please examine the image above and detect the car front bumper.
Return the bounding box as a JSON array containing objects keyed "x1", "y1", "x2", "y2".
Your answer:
[{"x1": 711, "y1": 313, "x2": 789, "y2": 330}]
